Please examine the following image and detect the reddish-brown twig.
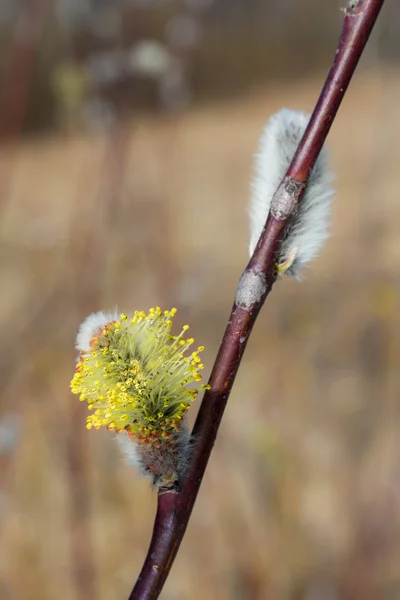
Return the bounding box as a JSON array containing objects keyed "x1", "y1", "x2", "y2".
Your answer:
[{"x1": 129, "y1": 2, "x2": 385, "y2": 598}]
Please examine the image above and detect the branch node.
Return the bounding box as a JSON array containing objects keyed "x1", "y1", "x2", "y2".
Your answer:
[
  {"x1": 235, "y1": 270, "x2": 267, "y2": 309},
  {"x1": 270, "y1": 177, "x2": 305, "y2": 220}
]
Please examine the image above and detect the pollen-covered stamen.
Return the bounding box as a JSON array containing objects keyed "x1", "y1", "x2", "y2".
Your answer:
[{"x1": 70, "y1": 308, "x2": 206, "y2": 445}]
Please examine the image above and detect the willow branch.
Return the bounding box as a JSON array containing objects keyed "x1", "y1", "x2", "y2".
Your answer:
[{"x1": 129, "y1": 1, "x2": 385, "y2": 598}]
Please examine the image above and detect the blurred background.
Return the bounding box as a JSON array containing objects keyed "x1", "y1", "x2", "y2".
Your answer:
[{"x1": 1, "y1": 0, "x2": 400, "y2": 599}]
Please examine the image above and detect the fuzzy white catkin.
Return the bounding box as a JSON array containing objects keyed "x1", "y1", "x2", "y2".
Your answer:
[
  {"x1": 75, "y1": 309, "x2": 120, "y2": 352},
  {"x1": 116, "y1": 432, "x2": 153, "y2": 479},
  {"x1": 116, "y1": 426, "x2": 192, "y2": 486},
  {"x1": 249, "y1": 108, "x2": 334, "y2": 277}
]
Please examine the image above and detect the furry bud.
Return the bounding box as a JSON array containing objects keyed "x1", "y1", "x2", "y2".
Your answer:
[{"x1": 249, "y1": 108, "x2": 334, "y2": 277}]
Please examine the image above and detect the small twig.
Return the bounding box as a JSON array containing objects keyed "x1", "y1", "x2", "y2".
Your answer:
[{"x1": 129, "y1": 1, "x2": 385, "y2": 598}]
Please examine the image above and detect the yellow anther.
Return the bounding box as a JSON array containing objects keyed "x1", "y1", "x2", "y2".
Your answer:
[{"x1": 71, "y1": 306, "x2": 207, "y2": 441}]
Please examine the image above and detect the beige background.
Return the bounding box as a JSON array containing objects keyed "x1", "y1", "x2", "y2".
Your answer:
[{"x1": 0, "y1": 2, "x2": 399, "y2": 599}]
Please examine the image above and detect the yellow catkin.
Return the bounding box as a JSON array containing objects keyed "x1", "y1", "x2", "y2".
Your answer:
[{"x1": 71, "y1": 308, "x2": 208, "y2": 441}]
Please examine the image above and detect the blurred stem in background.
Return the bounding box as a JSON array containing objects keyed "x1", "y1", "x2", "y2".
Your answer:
[
  {"x1": 0, "y1": 0, "x2": 52, "y2": 216},
  {"x1": 0, "y1": 0, "x2": 51, "y2": 139}
]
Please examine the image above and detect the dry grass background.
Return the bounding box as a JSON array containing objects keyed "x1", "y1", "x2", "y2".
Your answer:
[{"x1": 0, "y1": 66, "x2": 400, "y2": 599}]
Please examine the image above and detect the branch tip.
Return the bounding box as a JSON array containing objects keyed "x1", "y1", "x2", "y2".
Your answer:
[{"x1": 343, "y1": 0, "x2": 360, "y2": 15}]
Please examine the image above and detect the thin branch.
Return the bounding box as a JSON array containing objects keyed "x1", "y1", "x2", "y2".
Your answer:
[{"x1": 129, "y1": 1, "x2": 385, "y2": 598}]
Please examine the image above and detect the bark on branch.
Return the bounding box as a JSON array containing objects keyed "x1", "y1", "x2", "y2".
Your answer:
[{"x1": 129, "y1": 2, "x2": 385, "y2": 598}]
